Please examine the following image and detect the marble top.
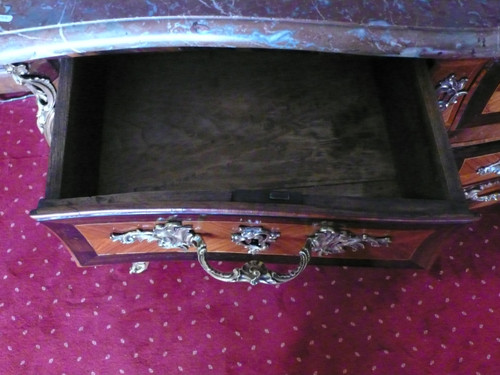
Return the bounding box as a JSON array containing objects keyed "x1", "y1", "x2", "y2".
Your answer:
[{"x1": 1, "y1": 0, "x2": 500, "y2": 64}]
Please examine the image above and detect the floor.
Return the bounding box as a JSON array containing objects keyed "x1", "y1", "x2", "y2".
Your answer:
[{"x1": 1, "y1": 96, "x2": 499, "y2": 375}]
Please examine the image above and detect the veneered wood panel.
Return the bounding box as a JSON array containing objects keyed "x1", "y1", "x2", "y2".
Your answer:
[
  {"x1": 459, "y1": 152, "x2": 500, "y2": 186},
  {"x1": 449, "y1": 123, "x2": 500, "y2": 147},
  {"x1": 432, "y1": 59, "x2": 488, "y2": 130},
  {"x1": 482, "y1": 83, "x2": 500, "y2": 114},
  {"x1": 459, "y1": 152, "x2": 500, "y2": 210},
  {"x1": 76, "y1": 220, "x2": 434, "y2": 262}
]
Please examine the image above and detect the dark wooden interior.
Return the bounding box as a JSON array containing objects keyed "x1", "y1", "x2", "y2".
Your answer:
[{"x1": 45, "y1": 49, "x2": 467, "y2": 221}]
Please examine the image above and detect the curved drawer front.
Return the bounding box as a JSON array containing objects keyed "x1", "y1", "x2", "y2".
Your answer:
[
  {"x1": 74, "y1": 220, "x2": 435, "y2": 264},
  {"x1": 460, "y1": 152, "x2": 500, "y2": 209}
]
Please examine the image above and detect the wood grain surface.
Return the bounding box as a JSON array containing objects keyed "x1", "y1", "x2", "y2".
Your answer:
[
  {"x1": 76, "y1": 220, "x2": 434, "y2": 262},
  {"x1": 95, "y1": 50, "x2": 399, "y2": 197}
]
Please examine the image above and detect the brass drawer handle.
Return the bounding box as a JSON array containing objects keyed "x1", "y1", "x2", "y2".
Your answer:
[
  {"x1": 110, "y1": 221, "x2": 390, "y2": 285},
  {"x1": 198, "y1": 225, "x2": 391, "y2": 285},
  {"x1": 477, "y1": 159, "x2": 500, "y2": 176},
  {"x1": 198, "y1": 224, "x2": 310, "y2": 285},
  {"x1": 110, "y1": 221, "x2": 310, "y2": 285},
  {"x1": 464, "y1": 181, "x2": 500, "y2": 202},
  {"x1": 197, "y1": 243, "x2": 310, "y2": 286}
]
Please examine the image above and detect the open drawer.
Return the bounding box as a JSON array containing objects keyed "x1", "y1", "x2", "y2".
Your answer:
[{"x1": 31, "y1": 49, "x2": 474, "y2": 283}]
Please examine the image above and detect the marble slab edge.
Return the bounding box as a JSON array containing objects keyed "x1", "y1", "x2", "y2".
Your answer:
[{"x1": 1, "y1": 16, "x2": 499, "y2": 64}]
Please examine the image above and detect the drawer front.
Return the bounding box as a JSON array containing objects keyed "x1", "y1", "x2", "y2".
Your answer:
[
  {"x1": 40, "y1": 216, "x2": 452, "y2": 284},
  {"x1": 74, "y1": 219, "x2": 435, "y2": 263},
  {"x1": 432, "y1": 59, "x2": 488, "y2": 131},
  {"x1": 460, "y1": 152, "x2": 500, "y2": 209}
]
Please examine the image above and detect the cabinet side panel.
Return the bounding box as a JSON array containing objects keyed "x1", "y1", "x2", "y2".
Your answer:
[
  {"x1": 45, "y1": 59, "x2": 73, "y2": 199},
  {"x1": 375, "y1": 59, "x2": 465, "y2": 203},
  {"x1": 57, "y1": 57, "x2": 109, "y2": 199},
  {"x1": 414, "y1": 60, "x2": 467, "y2": 202}
]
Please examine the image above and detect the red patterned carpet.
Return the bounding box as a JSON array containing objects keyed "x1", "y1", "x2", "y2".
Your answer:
[{"x1": 1, "y1": 97, "x2": 499, "y2": 375}]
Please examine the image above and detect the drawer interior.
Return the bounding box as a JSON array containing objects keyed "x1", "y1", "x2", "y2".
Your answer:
[{"x1": 48, "y1": 49, "x2": 463, "y2": 209}]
